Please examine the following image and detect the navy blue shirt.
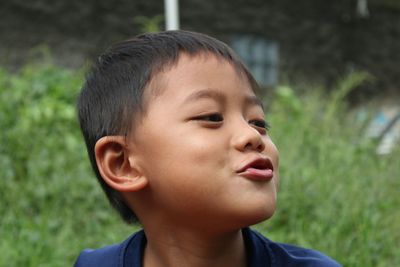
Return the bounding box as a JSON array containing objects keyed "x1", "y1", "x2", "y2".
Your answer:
[{"x1": 74, "y1": 228, "x2": 341, "y2": 267}]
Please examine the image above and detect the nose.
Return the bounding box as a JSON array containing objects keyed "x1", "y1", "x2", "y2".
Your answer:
[{"x1": 232, "y1": 120, "x2": 266, "y2": 152}]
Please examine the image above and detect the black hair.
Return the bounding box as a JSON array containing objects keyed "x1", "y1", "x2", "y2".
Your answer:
[{"x1": 77, "y1": 30, "x2": 259, "y2": 224}]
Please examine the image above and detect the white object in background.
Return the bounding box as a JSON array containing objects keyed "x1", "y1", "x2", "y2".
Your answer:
[
  {"x1": 164, "y1": 0, "x2": 179, "y2": 30},
  {"x1": 364, "y1": 106, "x2": 400, "y2": 155},
  {"x1": 356, "y1": 0, "x2": 370, "y2": 18},
  {"x1": 364, "y1": 107, "x2": 398, "y2": 139},
  {"x1": 377, "y1": 118, "x2": 400, "y2": 155}
]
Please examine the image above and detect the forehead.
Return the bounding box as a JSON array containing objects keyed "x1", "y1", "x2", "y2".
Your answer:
[{"x1": 145, "y1": 53, "x2": 256, "y2": 102}]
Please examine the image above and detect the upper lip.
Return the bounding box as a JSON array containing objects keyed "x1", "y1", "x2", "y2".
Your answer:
[{"x1": 236, "y1": 157, "x2": 274, "y2": 173}]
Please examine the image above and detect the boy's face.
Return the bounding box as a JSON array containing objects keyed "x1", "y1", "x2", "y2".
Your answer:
[{"x1": 130, "y1": 53, "x2": 279, "y2": 231}]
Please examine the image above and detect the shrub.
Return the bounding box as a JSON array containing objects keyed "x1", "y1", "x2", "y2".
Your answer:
[
  {"x1": 257, "y1": 73, "x2": 400, "y2": 267},
  {"x1": 0, "y1": 63, "x2": 398, "y2": 266}
]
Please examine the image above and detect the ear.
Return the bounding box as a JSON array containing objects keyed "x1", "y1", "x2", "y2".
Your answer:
[{"x1": 95, "y1": 136, "x2": 148, "y2": 192}]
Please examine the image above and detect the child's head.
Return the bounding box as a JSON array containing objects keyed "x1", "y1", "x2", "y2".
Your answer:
[{"x1": 78, "y1": 30, "x2": 279, "y2": 227}]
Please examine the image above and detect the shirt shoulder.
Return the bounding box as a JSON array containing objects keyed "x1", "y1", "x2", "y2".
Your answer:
[
  {"x1": 74, "y1": 230, "x2": 145, "y2": 267},
  {"x1": 249, "y1": 229, "x2": 342, "y2": 267},
  {"x1": 74, "y1": 243, "x2": 123, "y2": 267}
]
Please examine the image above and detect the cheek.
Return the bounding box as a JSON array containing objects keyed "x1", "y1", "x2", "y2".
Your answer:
[
  {"x1": 185, "y1": 139, "x2": 226, "y2": 166},
  {"x1": 141, "y1": 130, "x2": 228, "y2": 179},
  {"x1": 264, "y1": 138, "x2": 280, "y2": 187},
  {"x1": 265, "y1": 138, "x2": 279, "y2": 166},
  {"x1": 171, "y1": 127, "x2": 227, "y2": 158},
  {"x1": 139, "y1": 132, "x2": 229, "y2": 213}
]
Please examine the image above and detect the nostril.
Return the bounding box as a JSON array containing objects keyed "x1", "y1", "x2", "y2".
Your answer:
[
  {"x1": 256, "y1": 142, "x2": 265, "y2": 152},
  {"x1": 243, "y1": 138, "x2": 264, "y2": 152}
]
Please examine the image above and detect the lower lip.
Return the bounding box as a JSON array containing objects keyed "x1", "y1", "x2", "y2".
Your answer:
[{"x1": 238, "y1": 168, "x2": 274, "y2": 181}]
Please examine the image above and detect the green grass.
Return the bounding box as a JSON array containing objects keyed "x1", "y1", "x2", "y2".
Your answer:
[{"x1": 0, "y1": 63, "x2": 399, "y2": 266}]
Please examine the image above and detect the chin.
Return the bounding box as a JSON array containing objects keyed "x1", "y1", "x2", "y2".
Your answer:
[
  {"x1": 250, "y1": 207, "x2": 276, "y2": 226},
  {"x1": 232, "y1": 204, "x2": 276, "y2": 229}
]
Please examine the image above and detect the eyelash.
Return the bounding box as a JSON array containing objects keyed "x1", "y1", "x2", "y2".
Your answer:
[
  {"x1": 249, "y1": 119, "x2": 271, "y2": 131},
  {"x1": 193, "y1": 113, "x2": 224, "y2": 122},
  {"x1": 192, "y1": 113, "x2": 270, "y2": 132}
]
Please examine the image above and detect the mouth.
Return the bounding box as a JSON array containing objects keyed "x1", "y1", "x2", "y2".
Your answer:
[{"x1": 236, "y1": 157, "x2": 274, "y2": 181}]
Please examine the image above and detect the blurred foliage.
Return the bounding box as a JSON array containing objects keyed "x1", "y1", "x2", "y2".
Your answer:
[
  {"x1": 1, "y1": 61, "x2": 78, "y2": 181},
  {"x1": 0, "y1": 61, "x2": 399, "y2": 267},
  {"x1": 0, "y1": 61, "x2": 135, "y2": 266},
  {"x1": 257, "y1": 73, "x2": 400, "y2": 267},
  {"x1": 134, "y1": 14, "x2": 164, "y2": 33}
]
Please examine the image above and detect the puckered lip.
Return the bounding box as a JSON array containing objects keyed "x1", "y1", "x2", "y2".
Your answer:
[{"x1": 236, "y1": 157, "x2": 274, "y2": 173}]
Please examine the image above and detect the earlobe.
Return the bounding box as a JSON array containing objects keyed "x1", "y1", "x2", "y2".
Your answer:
[{"x1": 95, "y1": 136, "x2": 148, "y2": 192}]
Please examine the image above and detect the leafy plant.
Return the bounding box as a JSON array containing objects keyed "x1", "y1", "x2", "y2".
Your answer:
[
  {"x1": 0, "y1": 62, "x2": 136, "y2": 266},
  {"x1": 0, "y1": 62, "x2": 398, "y2": 267},
  {"x1": 257, "y1": 75, "x2": 399, "y2": 267},
  {"x1": 134, "y1": 15, "x2": 164, "y2": 33}
]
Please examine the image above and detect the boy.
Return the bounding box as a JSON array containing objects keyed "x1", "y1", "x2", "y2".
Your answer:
[{"x1": 75, "y1": 30, "x2": 341, "y2": 267}]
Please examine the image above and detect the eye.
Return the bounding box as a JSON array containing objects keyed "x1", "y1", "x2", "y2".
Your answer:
[
  {"x1": 249, "y1": 119, "x2": 270, "y2": 133},
  {"x1": 192, "y1": 113, "x2": 224, "y2": 122}
]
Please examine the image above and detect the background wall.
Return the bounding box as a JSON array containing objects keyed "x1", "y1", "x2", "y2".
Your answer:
[{"x1": 1, "y1": 0, "x2": 399, "y2": 97}]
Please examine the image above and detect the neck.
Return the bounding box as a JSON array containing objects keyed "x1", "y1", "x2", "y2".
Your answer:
[{"x1": 142, "y1": 226, "x2": 247, "y2": 267}]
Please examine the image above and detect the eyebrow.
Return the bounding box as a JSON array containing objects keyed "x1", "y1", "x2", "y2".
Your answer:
[
  {"x1": 182, "y1": 88, "x2": 225, "y2": 106},
  {"x1": 246, "y1": 95, "x2": 265, "y2": 111},
  {"x1": 181, "y1": 88, "x2": 264, "y2": 111}
]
